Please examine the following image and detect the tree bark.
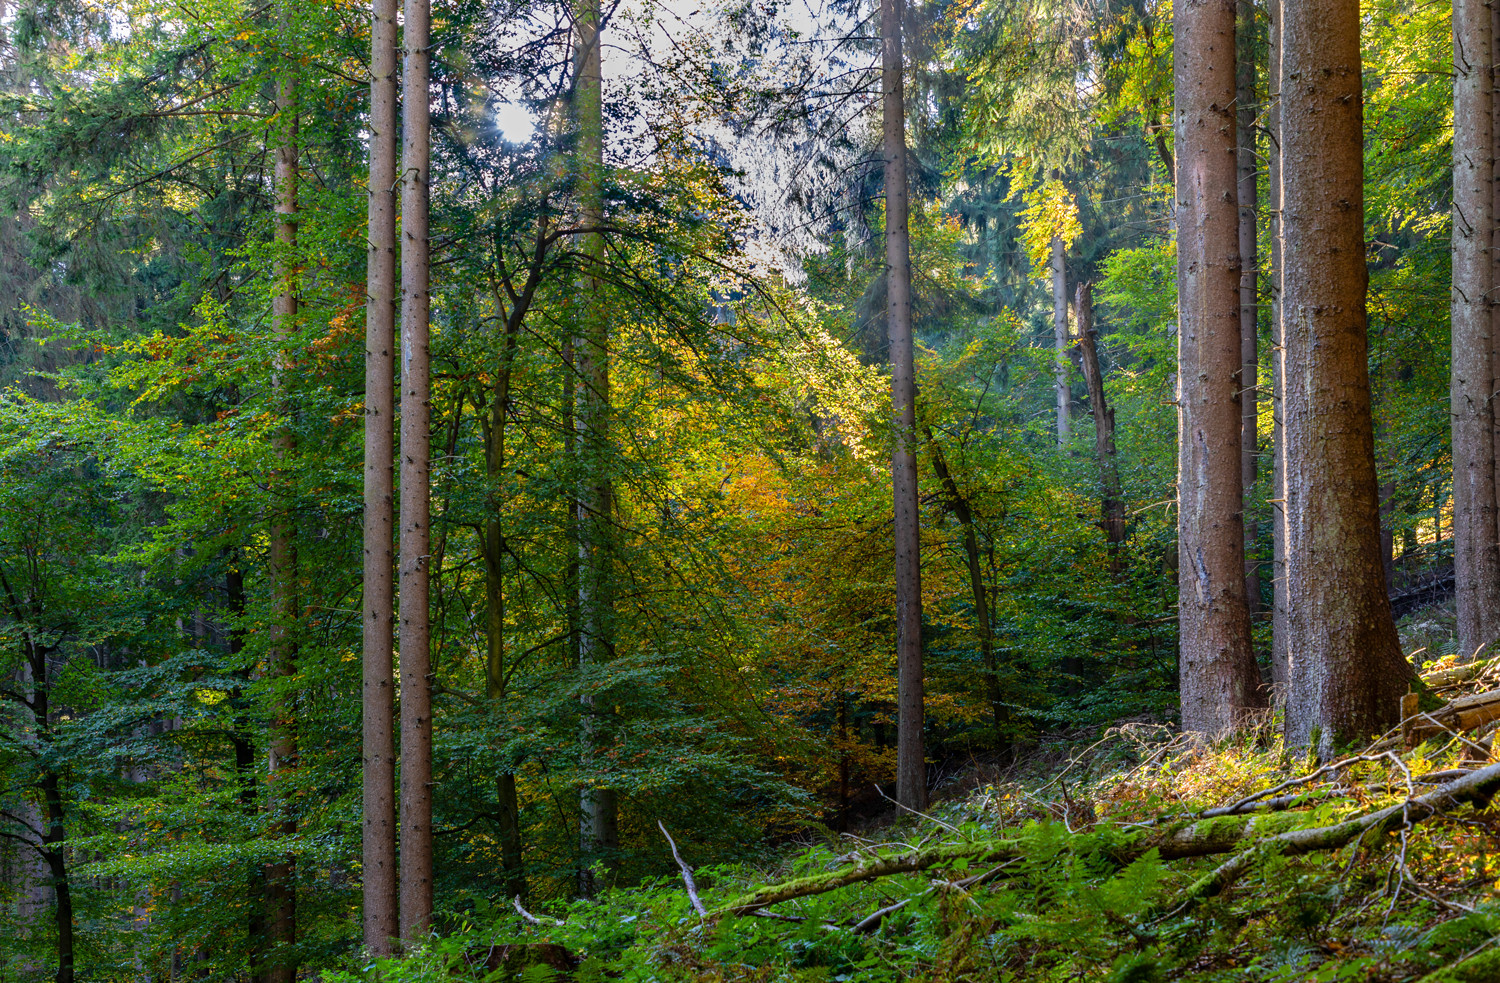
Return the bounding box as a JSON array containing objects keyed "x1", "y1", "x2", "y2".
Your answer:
[
  {"x1": 226, "y1": 562, "x2": 268, "y2": 980},
  {"x1": 884, "y1": 0, "x2": 925, "y2": 811},
  {"x1": 1236, "y1": 0, "x2": 1263, "y2": 614},
  {"x1": 1452, "y1": 0, "x2": 1500, "y2": 661},
  {"x1": 1174, "y1": 0, "x2": 1262, "y2": 736},
  {"x1": 266, "y1": 19, "x2": 298, "y2": 977},
  {"x1": 1267, "y1": 0, "x2": 1289, "y2": 692},
  {"x1": 573, "y1": 0, "x2": 620, "y2": 895},
  {"x1": 361, "y1": 0, "x2": 399, "y2": 953},
  {"x1": 1075, "y1": 283, "x2": 1126, "y2": 556},
  {"x1": 398, "y1": 0, "x2": 434, "y2": 940},
  {"x1": 1051, "y1": 235, "x2": 1070, "y2": 446},
  {"x1": 1281, "y1": 0, "x2": 1411, "y2": 752}
]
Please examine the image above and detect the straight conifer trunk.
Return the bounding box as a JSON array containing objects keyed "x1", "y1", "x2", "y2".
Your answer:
[
  {"x1": 574, "y1": 0, "x2": 620, "y2": 894},
  {"x1": 398, "y1": 0, "x2": 434, "y2": 939},
  {"x1": 1452, "y1": 0, "x2": 1500, "y2": 661},
  {"x1": 1174, "y1": 0, "x2": 1261, "y2": 735},
  {"x1": 1281, "y1": 0, "x2": 1411, "y2": 752},
  {"x1": 266, "y1": 23, "x2": 298, "y2": 979},
  {"x1": 1236, "y1": 0, "x2": 1262, "y2": 614},
  {"x1": 1268, "y1": 0, "x2": 1289, "y2": 690},
  {"x1": 361, "y1": 0, "x2": 399, "y2": 952},
  {"x1": 1052, "y1": 236, "x2": 1070, "y2": 446},
  {"x1": 884, "y1": 0, "x2": 924, "y2": 811},
  {"x1": 1076, "y1": 284, "x2": 1126, "y2": 553}
]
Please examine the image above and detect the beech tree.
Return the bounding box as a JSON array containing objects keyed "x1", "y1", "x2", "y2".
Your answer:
[
  {"x1": 1280, "y1": 0, "x2": 1410, "y2": 751},
  {"x1": 1174, "y1": 0, "x2": 1261, "y2": 735}
]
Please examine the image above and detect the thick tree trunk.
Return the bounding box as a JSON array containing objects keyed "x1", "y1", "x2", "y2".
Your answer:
[
  {"x1": 573, "y1": 0, "x2": 620, "y2": 895},
  {"x1": 1236, "y1": 0, "x2": 1263, "y2": 614},
  {"x1": 1174, "y1": 0, "x2": 1262, "y2": 736},
  {"x1": 39, "y1": 770, "x2": 72, "y2": 983},
  {"x1": 1452, "y1": 0, "x2": 1500, "y2": 661},
  {"x1": 398, "y1": 0, "x2": 434, "y2": 940},
  {"x1": 1075, "y1": 283, "x2": 1126, "y2": 556},
  {"x1": 266, "y1": 28, "x2": 298, "y2": 979},
  {"x1": 1051, "y1": 235, "x2": 1070, "y2": 446},
  {"x1": 361, "y1": 0, "x2": 399, "y2": 953},
  {"x1": 884, "y1": 0, "x2": 925, "y2": 811},
  {"x1": 1281, "y1": 0, "x2": 1411, "y2": 752},
  {"x1": 926, "y1": 432, "x2": 1005, "y2": 746},
  {"x1": 1268, "y1": 0, "x2": 1289, "y2": 692}
]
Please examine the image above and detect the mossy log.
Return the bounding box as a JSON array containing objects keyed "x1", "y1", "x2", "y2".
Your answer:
[
  {"x1": 1414, "y1": 948, "x2": 1500, "y2": 983},
  {"x1": 722, "y1": 763, "x2": 1500, "y2": 917}
]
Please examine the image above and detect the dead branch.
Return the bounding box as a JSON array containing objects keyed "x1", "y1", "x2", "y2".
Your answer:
[{"x1": 657, "y1": 820, "x2": 707, "y2": 917}]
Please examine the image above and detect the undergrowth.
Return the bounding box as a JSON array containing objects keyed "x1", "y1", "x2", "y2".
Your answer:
[{"x1": 335, "y1": 723, "x2": 1500, "y2": 982}]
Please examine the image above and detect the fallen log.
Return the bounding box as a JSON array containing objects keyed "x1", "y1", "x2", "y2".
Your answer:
[
  {"x1": 720, "y1": 762, "x2": 1500, "y2": 917},
  {"x1": 1415, "y1": 948, "x2": 1500, "y2": 983},
  {"x1": 1408, "y1": 687, "x2": 1500, "y2": 742}
]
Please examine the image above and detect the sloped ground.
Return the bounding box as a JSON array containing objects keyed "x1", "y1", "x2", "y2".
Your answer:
[{"x1": 349, "y1": 617, "x2": 1500, "y2": 982}]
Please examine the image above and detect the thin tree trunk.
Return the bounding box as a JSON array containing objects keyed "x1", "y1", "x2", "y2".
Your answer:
[
  {"x1": 361, "y1": 0, "x2": 399, "y2": 953},
  {"x1": 1236, "y1": 0, "x2": 1263, "y2": 614},
  {"x1": 1075, "y1": 283, "x2": 1126, "y2": 556},
  {"x1": 884, "y1": 0, "x2": 925, "y2": 811},
  {"x1": 483, "y1": 277, "x2": 527, "y2": 903},
  {"x1": 1281, "y1": 0, "x2": 1411, "y2": 752},
  {"x1": 226, "y1": 563, "x2": 268, "y2": 981},
  {"x1": 573, "y1": 0, "x2": 619, "y2": 895},
  {"x1": 39, "y1": 770, "x2": 72, "y2": 983},
  {"x1": 1268, "y1": 0, "x2": 1289, "y2": 692},
  {"x1": 926, "y1": 431, "x2": 1005, "y2": 747},
  {"x1": 266, "y1": 21, "x2": 298, "y2": 977},
  {"x1": 1174, "y1": 0, "x2": 1262, "y2": 736},
  {"x1": 1452, "y1": 0, "x2": 1500, "y2": 661},
  {"x1": 398, "y1": 0, "x2": 434, "y2": 939},
  {"x1": 1051, "y1": 235, "x2": 1070, "y2": 446}
]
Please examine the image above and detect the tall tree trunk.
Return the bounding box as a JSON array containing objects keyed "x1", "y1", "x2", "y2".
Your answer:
[
  {"x1": 1174, "y1": 0, "x2": 1262, "y2": 736},
  {"x1": 884, "y1": 0, "x2": 925, "y2": 811},
  {"x1": 484, "y1": 279, "x2": 526, "y2": 903},
  {"x1": 39, "y1": 770, "x2": 71, "y2": 983},
  {"x1": 573, "y1": 0, "x2": 619, "y2": 895},
  {"x1": 1268, "y1": 0, "x2": 1289, "y2": 691},
  {"x1": 1236, "y1": 0, "x2": 1263, "y2": 614},
  {"x1": 1281, "y1": 0, "x2": 1411, "y2": 752},
  {"x1": 398, "y1": 0, "x2": 434, "y2": 940},
  {"x1": 1051, "y1": 235, "x2": 1070, "y2": 446},
  {"x1": 1452, "y1": 0, "x2": 1500, "y2": 661},
  {"x1": 266, "y1": 21, "x2": 298, "y2": 978},
  {"x1": 926, "y1": 432, "x2": 1005, "y2": 747},
  {"x1": 361, "y1": 0, "x2": 399, "y2": 953}
]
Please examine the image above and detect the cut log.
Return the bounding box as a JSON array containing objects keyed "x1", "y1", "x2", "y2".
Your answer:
[{"x1": 1408, "y1": 687, "x2": 1500, "y2": 741}]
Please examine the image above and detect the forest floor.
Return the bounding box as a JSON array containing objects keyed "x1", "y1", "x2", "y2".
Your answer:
[{"x1": 357, "y1": 604, "x2": 1500, "y2": 983}]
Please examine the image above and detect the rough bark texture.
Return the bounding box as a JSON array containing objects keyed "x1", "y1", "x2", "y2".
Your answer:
[
  {"x1": 1236, "y1": 0, "x2": 1262, "y2": 614},
  {"x1": 361, "y1": 0, "x2": 399, "y2": 953},
  {"x1": 398, "y1": 0, "x2": 434, "y2": 939},
  {"x1": 1076, "y1": 283, "x2": 1126, "y2": 554},
  {"x1": 1267, "y1": 0, "x2": 1289, "y2": 692},
  {"x1": 1051, "y1": 235, "x2": 1070, "y2": 446},
  {"x1": 1281, "y1": 0, "x2": 1411, "y2": 752},
  {"x1": 1453, "y1": 0, "x2": 1500, "y2": 661},
  {"x1": 266, "y1": 30, "x2": 298, "y2": 979},
  {"x1": 574, "y1": 0, "x2": 620, "y2": 894},
  {"x1": 884, "y1": 0, "x2": 925, "y2": 812},
  {"x1": 1174, "y1": 0, "x2": 1262, "y2": 735}
]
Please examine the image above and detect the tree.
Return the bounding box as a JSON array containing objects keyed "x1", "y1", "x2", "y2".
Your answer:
[
  {"x1": 1174, "y1": 0, "x2": 1261, "y2": 735},
  {"x1": 1281, "y1": 0, "x2": 1410, "y2": 752},
  {"x1": 362, "y1": 0, "x2": 399, "y2": 953},
  {"x1": 264, "y1": 9, "x2": 300, "y2": 976},
  {"x1": 884, "y1": 0, "x2": 925, "y2": 812},
  {"x1": 1267, "y1": 0, "x2": 1289, "y2": 690},
  {"x1": 398, "y1": 0, "x2": 434, "y2": 940},
  {"x1": 1052, "y1": 234, "x2": 1070, "y2": 446},
  {"x1": 1236, "y1": 0, "x2": 1262, "y2": 615},
  {"x1": 1450, "y1": 0, "x2": 1500, "y2": 662}
]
